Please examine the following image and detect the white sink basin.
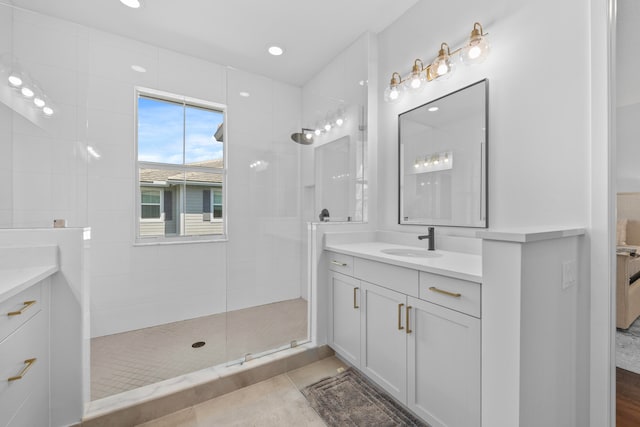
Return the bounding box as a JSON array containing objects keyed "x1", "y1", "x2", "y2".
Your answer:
[{"x1": 380, "y1": 248, "x2": 442, "y2": 258}]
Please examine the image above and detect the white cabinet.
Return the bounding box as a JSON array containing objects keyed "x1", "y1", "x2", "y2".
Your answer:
[
  {"x1": 326, "y1": 250, "x2": 481, "y2": 427},
  {"x1": 327, "y1": 271, "x2": 361, "y2": 367},
  {"x1": 0, "y1": 281, "x2": 50, "y2": 427},
  {"x1": 407, "y1": 296, "x2": 480, "y2": 427},
  {"x1": 360, "y1": 282, "x2": 407, "y2": 403}
]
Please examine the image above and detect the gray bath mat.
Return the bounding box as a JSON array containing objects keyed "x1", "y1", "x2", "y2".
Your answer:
[{"x1": 301, "y1": 368, "x2": 428, "y2": 427}]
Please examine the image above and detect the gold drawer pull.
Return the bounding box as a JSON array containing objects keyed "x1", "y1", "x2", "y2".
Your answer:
[
  {"x1": 429, "y1": 286, "x2": 462, "y2": 298},
  {"x1": 406, "y1": 306, "x2": 412, "y2": 334},
  {"x1": 398, "y1": 303, "x2": 405, "y2": 330},
  {"x1": 8, "y1": 300, "x2": 36, "y2": 316},
  {"x1": 8, "y1": 358, "x2": 37, "y2": 382},
  {"x1": 353, "y1": 287, "x2": 360, "y2": 309},
  {"x1": 331, "y1": 260, "x2": 348, "y2": 267}
]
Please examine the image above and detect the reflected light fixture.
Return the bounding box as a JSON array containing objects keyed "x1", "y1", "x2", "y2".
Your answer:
[
  {"x1": 428, "y1": 106, "x2": 439, "y2": 112},
  {"x1": 268, "y1": 46, "x2": 284, "y2": 56},
  {"x1": 21, "y1": 86, "x2": 34, "y2": 98},
  {"x1": 120, "y1": 0, "x2": 141, "y2": 8},
  {"x1": 8, "y1": 74, "x2": 22, "y2": 87},
  {"x1": 383, "y1": 22, "x2": 490, "y2": 103}
]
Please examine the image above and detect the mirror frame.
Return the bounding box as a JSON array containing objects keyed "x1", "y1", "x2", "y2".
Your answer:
[{"x1": 397, "y1": 79, "x2": 489, "y2": 228}]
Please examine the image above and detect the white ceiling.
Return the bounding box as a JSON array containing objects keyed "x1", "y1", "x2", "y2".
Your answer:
[{"x1": 9, "y1": 0, "x2": 418, "y2": 86}]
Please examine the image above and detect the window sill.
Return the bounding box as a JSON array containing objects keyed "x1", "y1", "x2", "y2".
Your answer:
[{"x1": 134, "y1": 236, "x2": 228, "y2": 246}]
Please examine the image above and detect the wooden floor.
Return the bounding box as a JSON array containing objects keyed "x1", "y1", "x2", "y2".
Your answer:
[{"x1": 617, "y1": 367, "x2": 640, "y2": 426}]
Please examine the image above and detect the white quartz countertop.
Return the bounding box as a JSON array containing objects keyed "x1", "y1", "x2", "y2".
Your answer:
[
  {"x1": 0, "y1": 245, "x2": 59, "y2": 303},
  {"x1": 0, "y1": 265, "x2": 59, "y2": 302},
  {"x1": 325, "y1": 241, "x2": 482, "y2": 282}
]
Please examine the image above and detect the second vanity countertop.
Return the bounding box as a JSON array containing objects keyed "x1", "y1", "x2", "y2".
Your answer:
[
  {"x1": 325, "y1": 241, "x2": 482, "y2": 283},
  {"x1": 0, "y1": 245, "x2": 59, "y2": 303}
]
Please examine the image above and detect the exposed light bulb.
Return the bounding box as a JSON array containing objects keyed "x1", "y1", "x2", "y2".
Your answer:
[
  {"x1": 33, "y1": 97, "x2": 45, "y2": 107},
  {"x1": 430, "y1": 43, "x2": 455, "y2": 79},
  {"x1": 8, "y1": 74, "x2": 22, "y2": 87},
  {"x1": 405, "y1": 59, "x2": 425, "y2": 93},
  {"x1": 305, "y1": 132, "x2": 312, "y2": 140},
  {"x1": 314, "y1": 129, "x2": 321, "y2": 136},
  {"x1": 324, "y1": 123, "x2": 331, "y2": 132},
  {"x1": 21, "y1": 87, "x2": 34, "y2": 98},
  {"x1": 335, "y1": 117, "x2": 344, "y2": 126}
]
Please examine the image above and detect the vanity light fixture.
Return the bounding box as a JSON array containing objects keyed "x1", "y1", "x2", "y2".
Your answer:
[
  {"x1": 383, "y1": 22, "x2": 489, "y2": 103},
  {"x1": 20, "y1": 86, "x2": 34, "y2": 98},
  {"x1": 8, "y1": 73, "x2": 22, "y2": 87}
]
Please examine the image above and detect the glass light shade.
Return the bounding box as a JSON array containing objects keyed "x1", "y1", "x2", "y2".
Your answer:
[
  {"x1": 405, "y1": 73, "x2": 425, "y2": 93},
  {"x1": 384, "y1": 84, "x2": 403, "y2": 103},
  {"x1": 430, "y1": 56, "x2": 455, "y2": 79},
  {"x1": 42, "y1": 106, "x2": 54, "y2": 116},
  {"x1": 33, "y1": 97, "x2": 45, "y2": 107},
  {"x1": 461, "y1": 37, "x2": 490, "y2": 65}
]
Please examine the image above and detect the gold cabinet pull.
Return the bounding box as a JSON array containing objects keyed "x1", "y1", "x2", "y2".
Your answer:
[
  {"x1": 429, "y1": 286, "x2": 462, "y2": 298},
  {"x1": 8, "y1": 300, "x2": 36, "y2": 316},
  {"x1": 331, "y1": 260, "x2": 348, "y2": 267},
  {"x1": 353, "y1": 287, "x2": 359, "y2": 309},
  {"x1": 398, "y1": 303, "x2": 405, "y2": 330},
  {"x1": 8, "y1": 358, "x2": 37, "y2": 382},
  {"x1": 406, "y1": 306, "x2": 412, "y2": 334}
]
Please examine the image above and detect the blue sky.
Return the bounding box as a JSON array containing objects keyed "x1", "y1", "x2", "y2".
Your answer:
[{"x1": 138, "y1": 96, "x2": 224, "y2": 165}]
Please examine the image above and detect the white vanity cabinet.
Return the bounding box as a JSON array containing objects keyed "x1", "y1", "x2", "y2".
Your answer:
[
  {"x1": 326, "y1": 250, "x2": 481, "y2": 427},
  {"x1": 0, "y1": 280, "x2": 50, "y2": 427},
  {"x1": 327, "y1": 270, "x2": 362, "y2": 366}
]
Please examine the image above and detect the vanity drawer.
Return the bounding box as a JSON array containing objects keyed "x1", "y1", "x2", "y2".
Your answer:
[
  {"x1": 0, "y1": 311, "x2": 48, "y2": 427},
  {"x1": 354, "y1": 258, "x2": 419, "y2": 297},
  {"x1": 419, "y1": 272, "x2": 481, "y2": 318},
  {"x1": 0, "y1": 282, "x2": 43, "y2": 342},
  {"x1": 327, "y1": 252, "x2": 355, "y2": 276}
]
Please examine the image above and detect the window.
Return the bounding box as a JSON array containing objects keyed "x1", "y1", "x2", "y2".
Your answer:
[
  {"x1": 141, "y1": 189, "x2": 161, "y2": 219},
  {"x1": 136, "y1": 88, "x2": 226, "y2": 242}
]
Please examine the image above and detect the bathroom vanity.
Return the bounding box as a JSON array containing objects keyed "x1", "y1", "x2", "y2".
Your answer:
[
  {"x1": 325, "y1": 239, "x2": 481, "y2": 427},
  {"x1": 0, "y1": 229, "x2": 87, "y2": 427}
]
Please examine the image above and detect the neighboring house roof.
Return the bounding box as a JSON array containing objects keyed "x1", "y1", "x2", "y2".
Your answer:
[{"x1": 140, "y1": 159, "x2": 223, "y2": 184}]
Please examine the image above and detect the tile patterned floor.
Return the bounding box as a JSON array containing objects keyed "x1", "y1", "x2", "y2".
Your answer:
[
  {"x1": 135, "y1": 356, "x2": 348, "y2": 427},
  {"x1": 92, "y1": 298, "x2": 308, "y2": 400}
]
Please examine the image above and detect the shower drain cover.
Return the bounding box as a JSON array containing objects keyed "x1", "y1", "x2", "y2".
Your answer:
[{"x1": 192, "y1": 341, "x2": 206, "y2": 348}]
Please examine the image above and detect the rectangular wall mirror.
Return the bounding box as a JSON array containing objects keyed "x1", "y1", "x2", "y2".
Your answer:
[{"x1": 399, "y1": 79, "x2": 488, "y2": 228}]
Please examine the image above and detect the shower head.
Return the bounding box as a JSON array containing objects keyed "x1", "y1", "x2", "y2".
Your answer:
[{"x1": 291, "y1": 128, "x2": 314, "y2": 145}]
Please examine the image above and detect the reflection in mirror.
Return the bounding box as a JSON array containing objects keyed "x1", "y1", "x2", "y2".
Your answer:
[{"x1": 399, "y1": 79, "x2": 488, "y2": 227}]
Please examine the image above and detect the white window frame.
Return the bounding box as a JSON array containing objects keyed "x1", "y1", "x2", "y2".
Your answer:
[{"x1": 134, "y1": 87, "x2": 227, "y2": 244}]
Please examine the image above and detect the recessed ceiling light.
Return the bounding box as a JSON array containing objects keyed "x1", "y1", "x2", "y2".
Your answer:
[
  {"x1": 239, "y1": 91, "x2": 250, "y2": 97},
  {"x1": 21, "y1": 87, "x2": 34, "y2": 98},
  {"x1": 268, "y1": 46, "x2": 284, "y2": 56},
  {"x1": 131, "y1": 65, "x2": 146, "y2": 73},
  {"x1": 120, "y1": 0, "x2": 141, "y2": 9},
  {"x1": 428, "y1": 106, "x2": 439, "y2": 112},
  {"x1": 8, "y1": 74, "x2": 22, "y2": 87}
]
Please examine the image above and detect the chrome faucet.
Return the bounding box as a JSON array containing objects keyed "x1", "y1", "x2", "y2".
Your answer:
[{"x1": 418, "y1": 227, "x2": 435, "y2": 251}]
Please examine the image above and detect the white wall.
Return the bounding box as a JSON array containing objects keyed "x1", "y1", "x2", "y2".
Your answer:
[{"x1": 0, "y1": 4, "x2": 304, "y2": 337}]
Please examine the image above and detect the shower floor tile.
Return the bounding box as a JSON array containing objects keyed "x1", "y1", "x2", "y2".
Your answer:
[{"x1": 91, "y1": 298, "x2": 308, "y2": 400}]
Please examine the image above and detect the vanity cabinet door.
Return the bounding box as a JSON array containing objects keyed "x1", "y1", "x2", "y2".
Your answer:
[
  {"x1": 328, "y1": 271, "x2": 361, "y2": 366},
  {"x1": 407, "y1": 296, "x2": 480, "y2": 427},
  {"x1": 360, "y1": 281, "x2": 407, "y2": 403}
]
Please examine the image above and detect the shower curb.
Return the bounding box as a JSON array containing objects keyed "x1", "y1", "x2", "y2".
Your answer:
[{"x1": 78, "y1": 345, "x2": 333, "y2": 427}]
